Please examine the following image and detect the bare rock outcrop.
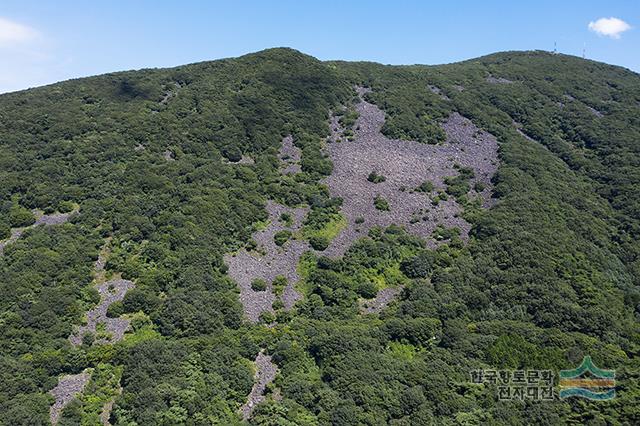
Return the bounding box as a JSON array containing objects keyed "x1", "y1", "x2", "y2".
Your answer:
[
  {"x1": 240, "y1": 351, "x2": 278, "y2": 420},
  {"x1": 225, "y1": 201, "x2": 308, "y2": 322},
  {"x1": 49, "y1": 370, "x2": 91, "y2": 425},
  {"x1": 69, "y1": 278, "x2": 135, "y2": 345},
  {"x1": 362, "y1": 286, "x2": 403, "y2": 314},
  {"x1": 322, "y1": 87, "x2": 499, "y2": 258},
  {"x1": 428, "y1": 85, "x2": 450, "y2": 101},
  {"x1": 486, "y1": 75, "x2": 513, "y2": 84},
  {"x1": 0, "y1": 209, "x2": 77, "y2": 256},
  {"x1": 279, "y1": 135, "x2": 302, "y2": 174}
]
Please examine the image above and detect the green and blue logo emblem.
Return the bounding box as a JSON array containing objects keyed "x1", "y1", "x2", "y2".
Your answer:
[{"x1": 559, "y1": 356, "x2": 615, "y2": 400}]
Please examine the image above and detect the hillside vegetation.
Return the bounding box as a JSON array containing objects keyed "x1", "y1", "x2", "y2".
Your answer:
[{"x1": 0, "y1": 48, "x2": 638, "y2": 425}]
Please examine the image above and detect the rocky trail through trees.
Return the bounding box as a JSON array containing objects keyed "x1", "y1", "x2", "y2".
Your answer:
[
  {"x1": 49, "y1": 242, "x2": 135, "y2": 425},
  {"x1": 240, "y1": 351, "x2": 279, "y2": 420},
  {"x1": 0, "y1": 209, "x2": 77, "y2": 255}
]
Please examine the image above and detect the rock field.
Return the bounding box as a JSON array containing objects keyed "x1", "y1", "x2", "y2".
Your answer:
[
  {"x1": 49, "y1": 371, "x2": 91, "y2": 425},
  {"x1": 240, "y1": 351, "x2": 278, "y2": 420},
  {"x1": 0, "y1": 209, "x2": 77, "y2": 256},
  {"x1": 322, "y1": 87, "x2": 498, "y2": 257},
  {"x1": 224, "y1": 200, "x2": 308, "y2": 322}
]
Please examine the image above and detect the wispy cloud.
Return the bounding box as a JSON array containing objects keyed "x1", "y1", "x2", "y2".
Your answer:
[
  {"x1": 0, "y1": 17, "x2": 54, "y2": 93},
  {"x1": 588, "y1": 17, "x2": 632, "y2": 39},
  {"x1": 0, "y1": 17, "x2": 39, "y2": 47}
]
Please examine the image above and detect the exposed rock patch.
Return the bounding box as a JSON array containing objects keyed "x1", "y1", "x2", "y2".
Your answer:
[
  {"x1": 223, "y1": 155, "x2": 255, "y2": 165},
  {"x1": 240, "y1": 351, "x2": 278, "y2": 420},
  {"x1": 587, "y1": 105, "x2": 604, "y2": 117},
  {"x1": 279, "y1": 135, "x2": 302, "y2": 174},
  {"x1": 486, "y1": 75, "x2": 513, "y2": 84},
  {"x1": 225, "y1": 201, "x2": 308, "y2": 322},
  {"x1": 322, "y1": 87, "x2": 499, "y2": 257},
  {"x1": 362, "y1": 286, "x2": 403, "y2": 314},
  {"x1": 69, "y1": 278, "x2": 135, "y2": 345},
  {"x1": 0, "y1": 209, "x2": 77, "y2": 256},
  {"x1": 49, "y1": 370, "x2": 91, "y2": 425},
  {"x1": 428, "y1": 85, "x2": 450, "y2": 101},
  {"x1": 160, "y1": 82, "x2": 181, "y2": 105},
  {"x1": 163, "y1": 150, "x2": 175, "y2": 161},
  {"x1": 51, "y1": 241, "x2": 133, "y2": 423}
]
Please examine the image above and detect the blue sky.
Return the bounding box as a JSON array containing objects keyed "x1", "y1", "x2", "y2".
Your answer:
[{"x1": 1, "y1": 0, "x2": 638, "y2": 93}]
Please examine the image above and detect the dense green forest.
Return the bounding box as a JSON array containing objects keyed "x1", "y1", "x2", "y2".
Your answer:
[{"x1": 0, "y1": 48, "x2": 638, "y2": 425}]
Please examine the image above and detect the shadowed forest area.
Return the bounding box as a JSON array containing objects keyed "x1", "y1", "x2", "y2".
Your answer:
[{"x1": 0, "y1": 48, "x2": 638, "y2": 425}]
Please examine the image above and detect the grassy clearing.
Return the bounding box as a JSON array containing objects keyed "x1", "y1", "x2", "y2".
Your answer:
[{"x1": 301, "y1": 212, "x2": 346, "y2": 250}]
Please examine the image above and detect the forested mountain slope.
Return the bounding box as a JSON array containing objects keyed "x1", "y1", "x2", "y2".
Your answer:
[{"x1": 0, "y1": 48, "x2": 638, "y2": 425}]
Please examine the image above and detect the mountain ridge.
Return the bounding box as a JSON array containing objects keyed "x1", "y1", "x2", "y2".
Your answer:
[{"x1": 3, "y1": 47, "x2": 638, "y2": 97}]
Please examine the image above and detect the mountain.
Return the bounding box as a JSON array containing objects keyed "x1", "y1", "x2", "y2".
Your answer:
[{"x1": 0, "y1": 48, "x2": 638, "y2": 425}]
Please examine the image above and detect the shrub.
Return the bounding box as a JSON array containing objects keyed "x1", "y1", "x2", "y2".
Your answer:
[
  {"x1": 474, "y1": 181, "x2": 486, "y2": 192},
  {"x1": 401, "y1": 251, "x2": 437, "y2": 278},
  {"x1": 374, "y1": 196, "x2": 390, "y2": 211},
  {"x1": 0, "y1": 221, "x2": 10, "y2": 240},
  {"x1": 122, "y1": 289, "x2": 160, "y2": 313},
  {"x1": 8, "y1": 204, "x2": 35, "y2": 228},
  {"x1": 272, "y1": 276, "x2": 288, "y2": 296},
  {"x1": 367, "y1": 171, "x2": 386, "y2": 183},
  {"x1": 279, "y1": 212, "x2": 293, "y2": 226},
  {"x1": 251, "y1": 278, "x2": 267, "y2": 291},
  {"x1": 274, "y1": 230, "x2": 292, "y2": 246},
  {"x1": 416, "y1": 181, "x2": 434, "y2": 193},
  {"x1": 106, "y1": 301, "x2": 124, "y2": 318},
  {"x1": 58, "y1": 200, "x2": 75, "y2": 213},
  {"x1": 309, "y1": 235, "x2": 330, "y2": 251},
  {"x1": 259, "y1": 311, "x2": 276, "y2": 324},
  {"x1": 432, "y1": 225, "x2": 460, "y2": 241},
  {"x1": 357, "y1": 281, "x2": 378, "y2": 299},
  {"x1": 222, "y1": 145, "x2": 243, "y2": 162},
  {"x1": 246, "y1": 239, "x2": 257, "y2": 251}
]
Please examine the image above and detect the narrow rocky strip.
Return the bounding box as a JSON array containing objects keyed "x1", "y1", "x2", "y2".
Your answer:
[
  {"x1": 49, "y1": 370, "x2": 91, "y2": 425},
  {"x1": 240, "y1": 351, "x2": 278, "y2": 420},
  {"x1": 0, "y1": 228, "x2": 24, "y2": 255},
  {"x1": 51, "y1": 241, "x2": 134, "y2": 424},
  {"x1": 279, "y1": 135, "x2": 302, "y2": 175},
  {"x1": 100, "y1": 387, "x2": 121, "y2": 426},
  {"x1": 362, "y1": 286, "x2": 404, "y2": 314},
  {"x1": 224, "y1": 135, "x2": 311, "y2": 322},
  {"x1": 223, "y1": 155, "x2": 255, "y2": 165},
  {"x1": 159, "y1": 82, "x2": 181, "y2": 104},
  {"x1": 0, "y1": 209, "x2": 77, "y2": 256},
  {"x1": 486, "y1": 75, "x2": 513, "y2": 84}
]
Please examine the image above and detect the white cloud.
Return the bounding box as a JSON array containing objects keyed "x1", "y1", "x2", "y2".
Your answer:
[
  {"x1": 0, "y1": 17, "x2": 38, "y2": 47},
  {"x1": 588, "y1": 17, "x2": 632, "y2": 39}
]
